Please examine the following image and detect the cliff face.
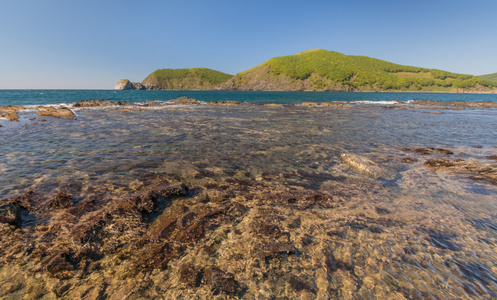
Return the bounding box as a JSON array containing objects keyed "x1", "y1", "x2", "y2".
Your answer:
[{"x1": 113, "y1": 79, "x2": 146, "y2": 90}]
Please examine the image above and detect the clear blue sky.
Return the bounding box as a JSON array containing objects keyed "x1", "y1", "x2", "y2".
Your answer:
[{"x1": 1, "y1": 0, "x2": 496, "y2": 89}]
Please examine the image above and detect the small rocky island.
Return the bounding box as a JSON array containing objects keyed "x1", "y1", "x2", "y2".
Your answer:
[{"x1": 114, "y1": 79, "x2": 146, "y2": 90}]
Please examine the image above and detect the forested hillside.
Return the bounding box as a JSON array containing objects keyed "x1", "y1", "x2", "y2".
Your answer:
[
  {"x1": 141, "y1": 68, "x2": 233, "y2": 90},
  {"x1": 264, "y1": 49, "x2": 494, "y2": 91}
]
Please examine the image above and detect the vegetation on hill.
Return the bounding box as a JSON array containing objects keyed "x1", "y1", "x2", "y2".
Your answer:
[
  {"x1": 479, "y1": 72, "x2": 497, "y2": 83},
  {"x1": 116, "y1": 50, "x2": 496, "y2": 92},
  {"x1": 259, "y1": 49, "x2": 495, "y2": 91},
  {"x1": 141, "y1": 68, "x2": 233, "y2": 90}
]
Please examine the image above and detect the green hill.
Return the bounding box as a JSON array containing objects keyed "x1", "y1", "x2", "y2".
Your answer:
[
  {"x1": 479, "y1": 72, "x2": 497, "y2": 83},
  {"x1": 219, "y1": 49, "x2": 496, "y2": 92},
  {"x1": 141, "y1": 68, "x2": 233, "y2": 90}
]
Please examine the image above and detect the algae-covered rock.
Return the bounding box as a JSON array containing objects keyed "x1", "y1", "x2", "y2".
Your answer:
[
  {"x1": 0, "y1": 202, "x2": 21, "y2": 227},
  {"x1": 203, "y1": 266, "x2": 237, "y2": 294},
  {"x1": 48, "y1": 192, "x2": 73, "y2": 209},
  {"x1": 425, "y1": 158, "x2": 497, "y2": 185},
  {"x1": 341, "y1": 153, "x2": 397, "y2": 180}
]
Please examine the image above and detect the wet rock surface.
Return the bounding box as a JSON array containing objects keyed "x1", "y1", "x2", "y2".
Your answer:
[
  {"x1": 73, "y1": 99, "x2": 127, "y2": 107},
  {"x1": 0, "y1": 105, "x2": 24, "y2": 112},
  {"x1": 341, "y1": 153, "x2": 398, "y2": 180},
  {"x1": 208, "y1": 100, "x2": 240, "y2": 105},
  {"x1": 0, "y1": 111, "x2": 20, "y2": 121},
  {"x1": 412, "y1": 100, "x2": 497, "y2": 108},
  {"x1": 172, "y1": 96, "x2": 201, "y2": 105},
  {"x1": 36, "y1": 106, "x2": 77, "y2": 120}
]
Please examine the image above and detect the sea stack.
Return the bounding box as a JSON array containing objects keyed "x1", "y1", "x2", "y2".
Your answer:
[{"x1": 114, "y1": 79, "x2": 145, "y2": 90}]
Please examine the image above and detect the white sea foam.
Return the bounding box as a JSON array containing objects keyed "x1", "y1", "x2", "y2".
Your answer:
[
  {"x1": 349, "y1": 100, "x2": 406, "y2": 105},
  {"x1": 21, "y1": 103, "x2": 74, "y2": 112}
]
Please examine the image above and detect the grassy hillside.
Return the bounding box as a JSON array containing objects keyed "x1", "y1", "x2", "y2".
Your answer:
[
  {"x1": 220, "y1": 49, "x2": 496, "y2": 92},
  {"x1": 142, "y1": 68, "x2": 233, "y2": 90},
  {"x1": 479, "y1": 72, "x2": 497, "y2": 83}
]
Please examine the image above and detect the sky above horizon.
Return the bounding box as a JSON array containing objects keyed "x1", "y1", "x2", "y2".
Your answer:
[{"x1": 1, "y1": 0, "x2": 496, "y2": 89}]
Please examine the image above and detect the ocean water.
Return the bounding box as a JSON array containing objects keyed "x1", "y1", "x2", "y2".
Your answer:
[
  {"x1": 1, "y1": 89, "x2": 497, "y2": 106},
  {"x1": 1, "y1": 91, "x2": 497, "y2": 298}
]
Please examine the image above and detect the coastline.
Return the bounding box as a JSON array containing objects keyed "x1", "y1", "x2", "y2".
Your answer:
[{"x1": 2, "y1": 96, "x2": 497, "y2": 126}]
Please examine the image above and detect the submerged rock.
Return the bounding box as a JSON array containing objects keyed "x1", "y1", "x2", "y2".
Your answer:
[
  {"x1": 0, "y1": 202, "x2": 21, "y2": 227},
  {"x1": 48, "y1": 192, "x2": 73, "y2": 209},
  {"x1": 413, "y1": 100, "x2": 497, "y2": 108},
  {"x1": 341, "y1": 153, "x2": 397, "y2": 180},
  {"x1": 401, "y1": 157, "x2": 418, "y2": 163},
  {"x1": 203, "y1": 267, "x2": 237, "y2": 294},
  {"x1": 112, "y1": 182, "x2": 188, "y2": 218},
  {"x1": 425, "y1": 158, "x2": 497, "y2": 185},
  {"x1": 44, "y1": 251, "x2": 76, "y2": 278},
  {"x1": 36, "y1": 106, "x2": 76, "y2": 120},
  {"x1": 288, "y1": 275, "x2": 316, "y2": 294},
  {"x1": 411, "y1": 147, "x2": 454, "y2": 156}
]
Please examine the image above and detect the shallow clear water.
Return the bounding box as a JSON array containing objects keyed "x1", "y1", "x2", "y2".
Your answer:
[
  {"x1": 1, "y1": 102, "x2": 497, "y2": 298},
  {"x1": 2, "y1": 105, "x2": 496, "y2": 198}
]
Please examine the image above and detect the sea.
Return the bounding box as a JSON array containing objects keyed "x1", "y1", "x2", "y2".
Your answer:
[
  {"x1": 1, "y1": 89, "x2": 497, "y2": 107},
  {"x1": 1, "y1": 90, "x2": 497, "y2": 298}
]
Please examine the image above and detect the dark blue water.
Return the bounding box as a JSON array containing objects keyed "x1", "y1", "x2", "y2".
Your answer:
[{"x1": 1, "y1": 90, "x2": 497, "y2": 106}]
